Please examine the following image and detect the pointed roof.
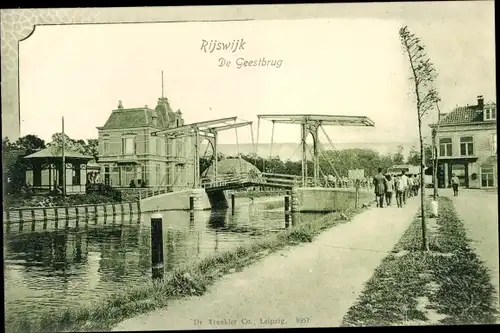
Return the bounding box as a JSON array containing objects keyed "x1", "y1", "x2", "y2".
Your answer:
[
  {"x1": 24, "y1": 146, "x2": 93, "y2": 161},
  {"x1": 155, "y1": 97, "x2": 178, "y2": 128},
  {"x1": 100, "y1": 98, "x2": 182, "y2": 130}
]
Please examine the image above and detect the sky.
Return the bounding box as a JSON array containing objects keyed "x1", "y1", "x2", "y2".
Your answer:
[{"x1": 19, "y1": 2, "x2": 495, "y2": 146}]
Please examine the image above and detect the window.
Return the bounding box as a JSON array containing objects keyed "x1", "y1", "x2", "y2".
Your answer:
[
  {"x1": 156, "y1": 164, "x2": 161, "y2": 185},
  {"x1": 481, "y1": 166, "x2": 495, "y2": 187},
  {"x1": 439, "y1": 138, "x2": 453, "y2": 157},
  {"x1": 156, "y1": 137, "x2": 162, "y2": 156},
  {"x1": 122, "y1": 136, "x2": 135, "y2": 155},
  {"x1": 492, "y1": 134, "x2": 497, "y2": 156},
  {"x1": 485, "y1": 107, "x2": 497, "y2": 121},
  {"x1": 460, "y1": 136, "x2": 474, "y2": 156},
  {"x1": 103, "y1": 138, "x2": 110, "y2": 155},
  {"x1": 166, "y1": 139, "x2": 174, "y2": 157}
]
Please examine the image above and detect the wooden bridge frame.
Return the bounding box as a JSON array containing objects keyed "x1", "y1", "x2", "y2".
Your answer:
[
  {"x1": 151, "y1": 117, "x2": 253, "y2": 188},
  {"x1": 256, "y1": 114, "x2": 375, "y2": 187}
]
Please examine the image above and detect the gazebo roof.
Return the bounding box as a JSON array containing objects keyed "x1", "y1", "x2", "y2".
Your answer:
[{"x1": 24, "y1": 146, "x2": 93, "y2": 162}]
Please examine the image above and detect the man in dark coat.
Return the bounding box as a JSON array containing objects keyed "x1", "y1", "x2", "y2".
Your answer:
[{"x1": 373, "y1": 167, "x2": 387, "y2": 208}]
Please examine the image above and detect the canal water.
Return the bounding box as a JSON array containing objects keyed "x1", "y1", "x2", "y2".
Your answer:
[{"x1": 4, "y1": 197, "x2": 326, "y2": 320}]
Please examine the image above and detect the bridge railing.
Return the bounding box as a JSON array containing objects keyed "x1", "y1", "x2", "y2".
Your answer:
[{"x1": 200, "y1": 173, "x2": 375, "y2": 190}]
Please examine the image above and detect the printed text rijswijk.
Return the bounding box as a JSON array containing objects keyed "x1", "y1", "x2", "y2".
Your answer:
[{"x1": 200, "y1": 39, "x2": 246, "y2": 53}]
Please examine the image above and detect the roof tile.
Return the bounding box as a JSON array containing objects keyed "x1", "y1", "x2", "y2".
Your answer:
[{"x1": 439, "y1": 105, "x2": 484, "y2": 125}]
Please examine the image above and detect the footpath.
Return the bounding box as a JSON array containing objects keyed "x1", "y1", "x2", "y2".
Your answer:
[
  {"x1": 445, "y1": 189, "x2": 500, "y2": 311},
  {"x1": 112, "y1": 196, "x2": 420, "y2": 331}
]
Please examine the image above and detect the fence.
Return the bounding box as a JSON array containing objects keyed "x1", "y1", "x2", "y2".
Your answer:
[{"x1": 3, "y1": 201, "x2": 141, "y2": 233}]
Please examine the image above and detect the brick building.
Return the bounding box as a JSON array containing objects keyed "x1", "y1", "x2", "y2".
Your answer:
[
  {"x1": 96, "y1": 97, "x2": 195, "y2": 189},
  {"x1": 429, "y1": 95, "x2": 497, "y2": 189}
]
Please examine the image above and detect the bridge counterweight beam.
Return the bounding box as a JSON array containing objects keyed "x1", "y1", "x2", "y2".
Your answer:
[
  {"x1": 213, "y1": 132, "x2": 218, "y2": 181},
  {"x1": 193, "y1": 126, "x2": 200, "y2": 188},
  {"x1": 309, "y1": 122, "x2": 320, "y2": 187},
  {"x1": 301, "y1": 122, "x2": 307, "y2": 187}
]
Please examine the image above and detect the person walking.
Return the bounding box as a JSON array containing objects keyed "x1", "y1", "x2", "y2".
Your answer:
[
  {"x1": 400, "y1": 170, "x2": 409, "y2": 205},
  {"x1": 395, "y1": 174, "x2": 405, "y2": 207},
  {"x1": 373, "y1": 168, "x2": 387, "y2": 208},
  {"x1": 414, "y1": 174, "x2": 420, "y2": 196},
  {"x1": 451, "y1": 173, "x2": 460, "y2": 196},
  {"x1": 385, "y1": 174, "x2": 394, "y2": 206},
  {"x1": 407, "y1": 173, "x2": 414, "y2": 198}
]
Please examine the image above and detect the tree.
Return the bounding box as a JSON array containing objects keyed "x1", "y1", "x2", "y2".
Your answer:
[
  {"x1": 48, "y1": 132, "x2": 84, "y2": 153},
  {"x1": 400, "y1": 26, "x2": 441, "y2": 251},
  {"x1": 83, "y1": 139, "x2": 99, "y2": 161},
  {"x1": 3, "y1": 135, "x2": 46, "y2": 194},
  {"x1": 393, "y1": 145, "x2": 405, "y2": 164}
]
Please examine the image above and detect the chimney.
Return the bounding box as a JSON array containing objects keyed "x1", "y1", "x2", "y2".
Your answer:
[
  {"x1": 118, "y1": 100, "x2": 123, "y2": 109},
  {"x1": 477, "y1": 95, "x2": 484, "y2": 108}
]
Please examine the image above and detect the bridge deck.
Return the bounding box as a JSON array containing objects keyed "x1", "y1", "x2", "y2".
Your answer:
[{"x1": 201, "y1": 173, "x2": 300, "y2": 191}]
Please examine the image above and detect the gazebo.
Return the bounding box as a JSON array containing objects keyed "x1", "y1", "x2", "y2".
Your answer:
[{"x1": 23, "y1": 146, "x2": 94, "y2": 194}]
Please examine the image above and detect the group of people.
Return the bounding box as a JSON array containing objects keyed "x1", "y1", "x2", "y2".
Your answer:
[{"x1": 372, "y1": 168, "x2": 421, "y2": 208}]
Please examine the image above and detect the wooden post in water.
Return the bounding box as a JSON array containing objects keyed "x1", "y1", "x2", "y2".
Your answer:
[
  {"x1": 19, "y1": 210, "x2": 23, "y2": 232},
  {"x1": 150, "y1": 212, "x2": 164, "y2": 280},
  {"x1": 94, "y1": 205, "x2": 98, "y2": 225},
  {"x1": 231, "y1": 193, "x2": 235, "y2": 215},
  {"x1": 103, "y1": 205, "x2": 107, "y2": 224},
  {"x1": 84, "y1": 206, "x2": 89, "y2": 226},
  {"x1": 65, "y1": 207, "x2": 69, "y2": 228},
  {"x1": 31, "y1": 210, "x2": 36, "y2": 231},
  {"x1": 121, "y1": 203, "x2": 125, "y2": 221},
  {"x1": 189, "y1": 196, "x2": 194, "y2": 211},
  {"x1": 43, "y1": 208, "x2": 48, "y2": 229},
  {"x1": 112, "y1": 204, "x2": 116, "y2": 224}
]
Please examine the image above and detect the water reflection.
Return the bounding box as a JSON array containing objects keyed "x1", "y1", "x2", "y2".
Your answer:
[{"x1": 4, "y1": 197, "x2": 326, "y2": 320}]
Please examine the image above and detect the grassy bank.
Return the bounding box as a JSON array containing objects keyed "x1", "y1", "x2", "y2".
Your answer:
[
  {"x1": 342, "y1": 196, "x2": 498, "y2": 326},
  {"x1": 4, "y1": 192, "x2": 122, "y2": 209},
  {"x1": 5, "y1": 206, "x2": 361, "y2": 333}
]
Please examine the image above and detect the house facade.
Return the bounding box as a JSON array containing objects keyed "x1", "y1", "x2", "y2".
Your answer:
[
  {"x1": 430, "y1": 95, "x2": 497, "y2": 189},
  {"x1": 97, "y1": 97, "x2": 195, "y2": 189}
]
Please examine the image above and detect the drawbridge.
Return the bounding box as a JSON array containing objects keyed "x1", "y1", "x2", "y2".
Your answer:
[{"x1": 145, "y1": 114, "x2": 375, "y2": 198}]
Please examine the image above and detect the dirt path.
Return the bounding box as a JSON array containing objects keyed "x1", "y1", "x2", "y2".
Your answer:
[{"x1": 112, "y1": 197, "x2": 420, "y2": 331}]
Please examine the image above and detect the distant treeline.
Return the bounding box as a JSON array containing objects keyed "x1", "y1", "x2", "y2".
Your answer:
[{"x1": 200, "y1": 144, "x2": 433, "y2": 178}]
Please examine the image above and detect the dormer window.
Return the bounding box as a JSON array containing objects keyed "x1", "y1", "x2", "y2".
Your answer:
[{"x1": 485, "y1": 107, "x2": 496, "y2": 121}]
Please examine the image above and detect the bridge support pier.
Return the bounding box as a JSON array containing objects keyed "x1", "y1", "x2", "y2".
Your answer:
[{"x1": 188, "y1": 188, "x2": 208, "y2": 211}]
